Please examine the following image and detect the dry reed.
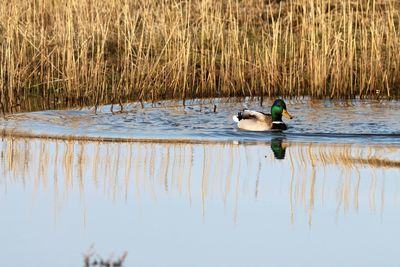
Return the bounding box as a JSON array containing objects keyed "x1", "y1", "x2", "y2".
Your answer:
[{"x1": 1, "y1": 0, "x2": 400, "y2": 113}]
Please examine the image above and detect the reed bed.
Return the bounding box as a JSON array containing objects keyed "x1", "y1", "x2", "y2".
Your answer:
[{"x1": 1, "y1": 0, "x2": 400, "y2": 113}]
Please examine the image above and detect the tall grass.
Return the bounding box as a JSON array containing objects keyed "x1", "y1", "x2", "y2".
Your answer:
[{"x1": 1, "y1": 0, "x2": 400, "y2": 113}]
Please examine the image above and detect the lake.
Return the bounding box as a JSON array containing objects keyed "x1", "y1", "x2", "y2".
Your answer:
[{"x1": 0, "y1": 98, "x2": 399, "y2": 267}]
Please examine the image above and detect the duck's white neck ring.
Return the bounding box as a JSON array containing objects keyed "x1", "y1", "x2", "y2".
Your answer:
[{"x1": 272, "y1": 121, "x2": 284, "y2": 124}]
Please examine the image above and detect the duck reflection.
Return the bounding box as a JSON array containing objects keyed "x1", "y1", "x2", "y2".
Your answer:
[{"x1": 270, "y1": 138, "x2": 287, "y2": 159}]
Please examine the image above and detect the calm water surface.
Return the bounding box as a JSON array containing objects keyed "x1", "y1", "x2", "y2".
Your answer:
[
  {"x1": 0, "y1": 99, "x2": 400, "y2": 267},
  {"x1": 1, "y1": 98, "x2": 400, "y2": 144}
]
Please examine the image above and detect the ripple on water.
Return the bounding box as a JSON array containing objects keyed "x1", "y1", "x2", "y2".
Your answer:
[{"x1": 0, "y1": 98, "x2": 399, "y2": 144}]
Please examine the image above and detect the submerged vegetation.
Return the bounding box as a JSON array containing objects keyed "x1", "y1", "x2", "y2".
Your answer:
[
  {"x1": 83, "y1": 247, "x2": 127, "y2": 267},
  {"x1": 1, "y1": 0, "x2": 400, "y2": 113}
]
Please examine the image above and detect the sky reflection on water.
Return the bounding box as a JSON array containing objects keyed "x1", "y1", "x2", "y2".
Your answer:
[{"x1": 1, "y1": 138, "x2": 400, "y2": 267}]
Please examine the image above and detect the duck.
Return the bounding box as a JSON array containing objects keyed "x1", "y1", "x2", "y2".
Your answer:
[{"x1": 232, "y1": 99, "x2": 293, "y2": 131}]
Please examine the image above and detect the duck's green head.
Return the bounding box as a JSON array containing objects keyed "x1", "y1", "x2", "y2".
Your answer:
[{"x1": 271, "y1": 99, "x2": 293, "y2": 121}]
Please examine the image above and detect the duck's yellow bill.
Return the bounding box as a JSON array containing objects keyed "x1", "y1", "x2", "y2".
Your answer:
[{"x1": 282, "y1": 109, "x2": 293, "y2": 119}]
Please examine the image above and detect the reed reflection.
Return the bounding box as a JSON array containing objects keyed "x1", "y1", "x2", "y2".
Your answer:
[{"x1": 0, "y1": 137, "x2": 399, "y2": 225}]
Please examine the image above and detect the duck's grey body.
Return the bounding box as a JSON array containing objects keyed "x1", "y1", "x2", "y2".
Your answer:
[{"x1": 232, "y1": 110, "x2": 272, "y2": 131}]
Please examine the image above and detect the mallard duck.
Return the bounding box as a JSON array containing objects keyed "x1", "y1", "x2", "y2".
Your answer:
[{"x1": 232, "y1": 99, "x2": 293, "y2": 131}]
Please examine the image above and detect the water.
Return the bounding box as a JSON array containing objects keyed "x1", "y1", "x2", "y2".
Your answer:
[
  {"x1": 1, "y1": 98, "x2": 399, "y2": 144},
  {"x1": 1, "y1": 99, "x2": 400, "y2": 267}
]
